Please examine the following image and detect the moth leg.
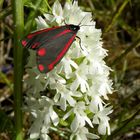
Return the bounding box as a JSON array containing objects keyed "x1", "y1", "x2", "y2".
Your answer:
[
  {"x1": 75, "y1": 36, "x2": 89, "y2": 54},
  {"x1": 75, "y1": 36, "x2": 84, "y2": 51},
  {"x1": 61, "y1": 19, "x2": 68, "y2": 25}
]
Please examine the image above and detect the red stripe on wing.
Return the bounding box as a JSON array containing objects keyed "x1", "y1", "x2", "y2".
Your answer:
[
  {"x1": 22, "y1": 40, "x2": 27, "y2": 46},
  {"x1": 48, "y1": 34, "x2": 76, "y2": 70},
  {"x1": 53, "y1": 30, "x2": 72, "y2": 39},
  {"x1": 27, "y1": 26, "x2": 60, "y2": 39},
  {"x1": 31, "y1": 42, "x2": 40, "y2": 49}
]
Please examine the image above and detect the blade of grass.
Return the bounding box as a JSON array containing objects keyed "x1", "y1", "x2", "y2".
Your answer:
[
  {"x1": 24, "y1": 0, "x2": 51, "y2": 34},
  {"x1": 0, "y1": 0, "x2": 4, "y2": 8},
  {"x1": 0, "y1": 71, "x2": 13, "y2": 91},
  {"x1": 104, "y1": 0, "x2": 129, "y2": 33},
  {"x1": 24, "y1": 0, "x2": 44, "y2": 34},
  {"x1": 110, "y1": 36, "x2": 140, "y2": 66},
  {"x1": 118, "y1": 19, "x2": 136, "y2": 37},
  {"x1": 108, "y1": 107, "x2": 140, "y2": 140},
  {"x1": 0, "y1": 6, "x2": 12, "y2": 20},
  {"x1": 12, "y1": 0, "x2": 24, "y2": 139}
]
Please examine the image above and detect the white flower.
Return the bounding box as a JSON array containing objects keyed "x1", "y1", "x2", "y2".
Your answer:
[
  {"x1": 35, "y1": 16, "x2": 49, "y2": 29},
  {"x1": 70, "y1": 60, "x2": 89, "y2": 93},
  {"x1": 25, "y1": 96, "x2": 59, "y2": 139},
  {"x1": 63, "y1": 102, "x2": 93, "y2": 132},
  {"x1": 54, "y1": 82, "x2": 76, "y2": 111},
  {"x1": 52, "y1": 0, "x2": 63, "y2": 24},
  {"x1": 61, "y1": 57, "x2": 78, "y2": 79},
  {"x1": 25, "y1": 1, "x2": 113, "y2": 140},
  {"x1": 70, "y1": 127, "x2": 100, "y2": 140},
  {"x1": 92, "y1": 106, "x2": 113, "y2": 135}
]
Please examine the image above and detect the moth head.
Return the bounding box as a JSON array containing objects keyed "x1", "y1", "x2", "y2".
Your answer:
[{"x1": 69, "y1": 25, "x2": 80, "y2": 32}]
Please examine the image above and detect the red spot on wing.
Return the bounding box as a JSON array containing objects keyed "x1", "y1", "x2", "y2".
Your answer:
[
  {"x1": 38, "y1": 64, "x2": 44, "y2": 71},
  {"x1": 27, "y1": 26, "x2": 60, "y2": 39},
  {"x1": 22, "y1": 40, "x2": 27, "y2": 46},
  {"x1": 37, "y1": 48, "x2": 46, "y2": 56},
  {"x1": 32, "y1": 42, "x2": 40, "y2": 49},
  {"x1": 48, "y1": 34, "x2": 76, "y2": 70}
]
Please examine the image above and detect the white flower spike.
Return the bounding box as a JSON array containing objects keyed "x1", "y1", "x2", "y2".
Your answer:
[{"x1": 25, "y1": 1, "x2": 113, "y2": 140}]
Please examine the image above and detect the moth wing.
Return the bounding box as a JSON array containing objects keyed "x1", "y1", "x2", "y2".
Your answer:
[
  {"x1": 21, "y1": 26, "x2": 67, "y2": 50},
  {"x1": 36, "y1": 32, "x2": 76, "y2": 73}
]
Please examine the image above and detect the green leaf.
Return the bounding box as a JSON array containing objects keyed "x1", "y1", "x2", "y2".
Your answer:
[{"x1": 24, "y1": 0, "x2": 50, "y2": 13}]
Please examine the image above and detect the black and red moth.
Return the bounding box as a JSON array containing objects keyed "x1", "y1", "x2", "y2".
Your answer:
[{"x1": 22, "y1": 24, "x2": 80, "y2": 73}]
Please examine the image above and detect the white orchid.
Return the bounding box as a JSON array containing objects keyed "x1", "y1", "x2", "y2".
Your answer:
[
  {"x1": 63, "y1": 101, "x2": 93, "y2": 132},
  {"x1": 70, "y1": 126, "x2": 100, "y2": 140},
  {"x1": 25, "y1": 1, "x2": 113, "y2": 140},
  {"x1": 92, "y1": 106, "x2": 113, "y2": 135}
]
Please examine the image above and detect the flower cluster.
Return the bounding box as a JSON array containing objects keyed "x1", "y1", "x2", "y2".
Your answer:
[{"x1": 24, "y1": 1, "x2": 113, "y2": 140}]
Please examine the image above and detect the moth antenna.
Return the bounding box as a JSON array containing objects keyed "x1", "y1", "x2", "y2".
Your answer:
[
  {"x1": 64, "y1": 19, "x2": 67, "y2": 25},
  {"x1": 78, "y1": 16, "x2": 87, "y2": 26},
  {"x1": 79, "y1": 16, "x2": 95, "y2": 27},
  {"x1": 80, "y1": 25, "x2": 94, "y2": 27}
]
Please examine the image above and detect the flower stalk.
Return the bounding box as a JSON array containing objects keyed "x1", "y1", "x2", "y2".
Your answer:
[{"x1": 12, "y1": 0, "x2": 24, "y2": 139}]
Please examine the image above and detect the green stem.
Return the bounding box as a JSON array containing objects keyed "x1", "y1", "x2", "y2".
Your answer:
[
  {"x1": 104, "y1": 0, "x2": 129, "y2": 33},
  {"x1": 110, "y1": 36, "x2": 140, "y2": 66},
  {"x1": 12, "y1": 0, "x2": 24, "y2": 139},
  {"x1": 0, "y1": 6, "x2": 12, "y2": 20},
  {"x1": 44, "y1": 0, "x2": 52, "y2": 11},
  {"x1": 24, "y1": 0, "x2": 43, "y2": 34},
  {"x1": 108, "y1": 107, "x2": 140, "y2": 140},
  {"x1": 0, "y1": 71, "x2": 13, "y2": 91}
]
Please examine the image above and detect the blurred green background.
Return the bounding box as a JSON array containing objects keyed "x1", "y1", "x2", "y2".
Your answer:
[{"x1": 0, "y1": 0, "x2": 140, "y2": 139}]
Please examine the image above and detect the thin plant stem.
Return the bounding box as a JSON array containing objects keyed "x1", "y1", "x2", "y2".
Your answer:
[
  {"x1": 25, "y1": 0, "x2": 44, "y2": 34},
  {"x1": 0, "y1": 71, "x2": 13, "y2": 91},
  {"x1": 108, "y1": 107, "x2": 140, "y2": 140},
  {"x1": 111, "y1": 36, "x2": 140, "y2": 66},
  {"x1": 44, "y1": 0, "x2": 52, "y2": 11},
  {"x1": 12, "y1": 0, "x2": 24, "y2": 139},
  {"x1": 105, "y1": 0, "x2": 129, "y2": 33},
  {"x1": 0, "y1": 6, "x2": 12, "y2": 20}
]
